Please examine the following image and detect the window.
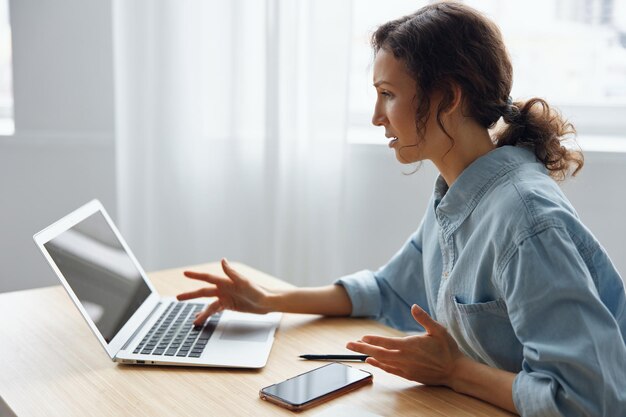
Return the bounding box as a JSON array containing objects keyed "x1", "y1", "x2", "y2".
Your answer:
[
  {"x1": 348, "y1": 0, "x2": 626, "y2": 150},
  {"x1": 0, "y1": 0, "x2": 13, "y2": 135}
]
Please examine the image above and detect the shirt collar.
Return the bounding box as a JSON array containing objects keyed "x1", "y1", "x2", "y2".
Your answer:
[{"x1": 433, "y1": 145, "x2": 542, "y2": 236}]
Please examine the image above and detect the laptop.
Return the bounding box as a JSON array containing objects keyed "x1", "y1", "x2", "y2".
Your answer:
[{"x1": 33, "y1": 199, "x2": 281, "y2": 368}]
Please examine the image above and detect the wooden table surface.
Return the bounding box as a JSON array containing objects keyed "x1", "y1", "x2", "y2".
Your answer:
[{"x1": 0, "y1": 262, "x2": 514, "y2": 416}]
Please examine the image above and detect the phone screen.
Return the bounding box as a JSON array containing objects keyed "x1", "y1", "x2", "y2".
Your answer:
[{"x1": 260, "y1": 362, "x2": 372, "y2": 408}]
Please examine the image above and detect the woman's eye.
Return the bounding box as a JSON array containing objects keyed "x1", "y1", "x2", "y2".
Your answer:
[{"x1": 380, "y1": 91, "x2": 392, "y2": 98}]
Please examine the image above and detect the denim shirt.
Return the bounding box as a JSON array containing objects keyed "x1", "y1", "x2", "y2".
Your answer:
[{"x1": 336, "y1": 146, "x2": 626, "y2": 417}]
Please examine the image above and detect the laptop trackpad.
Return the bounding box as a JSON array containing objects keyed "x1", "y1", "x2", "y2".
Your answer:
[{"x1": 219, "y1": 320, "x2": 272, "y2": 342}]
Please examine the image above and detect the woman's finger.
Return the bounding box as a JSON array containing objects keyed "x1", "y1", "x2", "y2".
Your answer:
[
  {"x1": 221, "y1": 258, "x2": 245, "y2": 283},
  {"x1": 176, "y1": 287, "x2": 218, "y2": 301},
  {"x1": 183, "y1": 270, "x2": 231, "y2": 286},
  {"x1": 361, "y1": 334, "x2": 406, "y2": 350},
  {"x1": 411, "y1": 304, "x2": 444, "y2": 335},
  {"x1": 365, "y1": 356, "x2": 408, "y2": 380},
  {"x1": 193, "y1": 300, "x2": 222, "y2": 326},
  {"x1": 346, "y1": 341, "x2": 401, "y2": 362}
]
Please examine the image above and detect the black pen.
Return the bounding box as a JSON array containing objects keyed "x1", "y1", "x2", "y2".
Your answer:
[{"x1": 299, "y1": 354, "x2": 370, "y2": 361}]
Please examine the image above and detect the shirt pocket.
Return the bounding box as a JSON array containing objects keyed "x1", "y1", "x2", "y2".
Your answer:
[{"x1": 451, "y1": 296, "x2": 522, "y2": 372}]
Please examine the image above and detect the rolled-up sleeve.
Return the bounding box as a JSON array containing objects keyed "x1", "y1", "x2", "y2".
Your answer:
[
  {"x1": 335, "y1": 230, "x2": 430, "y2": 331},
  {"x1": 335, "y1": 269, "x2": 381, "y2": 317},
  {"x1": 513, "y1": 372, "x2": 562, "y2": 416},
  {"x1": 499, "y1": 226, "x2": 626, "y2": 416}
]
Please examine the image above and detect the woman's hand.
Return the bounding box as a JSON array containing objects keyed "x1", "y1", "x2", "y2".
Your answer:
[
  {"x1": 346, "y1": 304, "x2": 465, "y2": 387},
  {"x1": 177, "y1": 258, "x2": 271, "y2": 326}
]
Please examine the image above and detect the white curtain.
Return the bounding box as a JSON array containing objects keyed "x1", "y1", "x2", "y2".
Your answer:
[{"x1": 113, "y1": 0, "x2": 353, "y2": 286}]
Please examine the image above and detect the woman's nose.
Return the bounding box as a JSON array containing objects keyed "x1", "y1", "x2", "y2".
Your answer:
[{"x1": 372, "y1": 106, "x2": 386, "y2": 127}]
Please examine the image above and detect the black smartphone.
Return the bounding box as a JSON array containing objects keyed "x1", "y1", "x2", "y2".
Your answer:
[{"x1": 259, "y1": 362, "x2": 373, "y2": 411}]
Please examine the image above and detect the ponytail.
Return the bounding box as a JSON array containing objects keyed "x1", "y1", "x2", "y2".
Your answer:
[{"x1": 496, "y1": 98, "x2": 583, "y2": 180}]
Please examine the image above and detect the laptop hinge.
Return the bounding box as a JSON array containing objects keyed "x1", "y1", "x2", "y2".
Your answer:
[{"x1": 120, "y1": 301, "x2": 162, "y2": 352}]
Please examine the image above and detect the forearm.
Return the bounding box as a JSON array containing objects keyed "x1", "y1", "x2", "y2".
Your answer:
[
  {"x1": 265, "y1": 284, "x2": 353, "y2": 316},
  {"x1": 450, "y1": 357, "x2": 518, "y2": 414}
]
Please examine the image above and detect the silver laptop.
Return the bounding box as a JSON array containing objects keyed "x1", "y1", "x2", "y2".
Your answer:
[{"x1": 33, "y1": 199, "x2": 281, "y2": 368}]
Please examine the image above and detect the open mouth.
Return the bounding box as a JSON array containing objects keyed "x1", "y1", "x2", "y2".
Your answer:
[{"x1": 388, "y1": 137, "x2": 399, "y2": 148}]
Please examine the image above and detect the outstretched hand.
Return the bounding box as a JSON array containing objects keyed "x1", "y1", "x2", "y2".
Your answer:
[
  {"x1": 176, "y1": 258, "x2": 271, "y2": 326},
  {"x1": 346, "y1": 304, "x2": 465, "y2": 387}
]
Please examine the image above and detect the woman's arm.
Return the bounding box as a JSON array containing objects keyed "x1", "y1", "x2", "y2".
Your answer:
[
  {"x1": 346, "y1": 304, "x2": 518, "y2": 414},
  {"x1": 177, "y1": 258, "x2": 352, "y2": 325},
  {"x1": 179, "y1": 227, "x2": 428, "y2": 328},
  {"x1": 497, "y1": 228, "x2": 626, "y2": 416},
  {"x1": 348, "y1": 227, "x2": 626, "y2": 416},
  {"x1": 450, "y1": 357, "x2": 516, "y2": 413},
  {"x1": 267, "y1": 285, "x2": 352, "y2": 316}
]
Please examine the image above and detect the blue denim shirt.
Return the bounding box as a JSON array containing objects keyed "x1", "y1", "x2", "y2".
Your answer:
[{"x1": 336, "y1": 146, "x2": 626, "y2": 416}]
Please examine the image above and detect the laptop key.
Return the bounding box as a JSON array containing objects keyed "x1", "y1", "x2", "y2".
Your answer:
[
  {"x1": 200, "y1": 322, "x2": 217, "y2": 340},
  {"x1": 131, "y1": 302, "x2": 226, "y2": 358}
]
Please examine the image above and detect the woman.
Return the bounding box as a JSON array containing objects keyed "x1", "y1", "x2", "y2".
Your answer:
[{"x1": 177, "y1": 3, "x2": 626, "y2": 415}]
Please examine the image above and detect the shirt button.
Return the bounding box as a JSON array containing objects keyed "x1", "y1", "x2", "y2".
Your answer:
[{"x1": 442, "y1": 271, "x2": 449, "y2": 278}]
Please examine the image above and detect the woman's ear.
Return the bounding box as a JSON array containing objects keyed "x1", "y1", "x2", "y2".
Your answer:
[
  {"x1": 445, "y1": 83, "x2": 464, "y2": 115},
  {"x1": 434, "y1": 83, "x2": 463, "y2": 121}
]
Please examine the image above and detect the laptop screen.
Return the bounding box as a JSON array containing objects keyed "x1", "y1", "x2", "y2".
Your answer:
[{"x1": 44, "y1": 211, "x2": 152, "y2": 343}]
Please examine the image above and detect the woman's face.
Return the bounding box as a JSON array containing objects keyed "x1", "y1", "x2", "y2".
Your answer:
[{"x1": 371, "y1": 49, "x2": 434, "y2": 164}]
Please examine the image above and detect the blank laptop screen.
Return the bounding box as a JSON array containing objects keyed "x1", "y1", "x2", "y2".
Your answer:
[{"x1": 44, "y1": 211, "x2": 152, "y2": 343}]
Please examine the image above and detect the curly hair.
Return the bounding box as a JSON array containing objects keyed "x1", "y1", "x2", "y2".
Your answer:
[{"x1": 372, "y1": 1, "x2": 583, "y2": 179}]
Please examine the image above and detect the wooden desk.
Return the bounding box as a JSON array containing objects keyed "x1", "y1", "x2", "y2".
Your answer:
[{"x1": 0, "y1": 263, "x2": 513, "y2": 416}]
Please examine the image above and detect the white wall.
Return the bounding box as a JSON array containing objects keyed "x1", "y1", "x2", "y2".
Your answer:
[
  {"x1": 1, "y1": 0, "x2": 624, "y2": 293},
  {"x1": 0, "y1": 0, "x2": 116, "y2": 293},
  {"x1": 561, "y1": 151, "x2": 626, "y2": 275}
]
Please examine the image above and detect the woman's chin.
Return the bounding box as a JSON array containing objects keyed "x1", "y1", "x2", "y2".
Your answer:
[{"x1": 394, "y1": 150, "x2": 422, "y2": 164}]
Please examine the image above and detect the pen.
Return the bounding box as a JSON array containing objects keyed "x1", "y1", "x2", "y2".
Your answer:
[{"x1": 299, "y1": 354, "x2": 370, "y2": 361}]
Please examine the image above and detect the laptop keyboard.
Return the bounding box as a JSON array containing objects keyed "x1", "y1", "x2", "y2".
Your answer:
[{"x1": 133, "y1": 302, "x2": 222, "y2": 358}]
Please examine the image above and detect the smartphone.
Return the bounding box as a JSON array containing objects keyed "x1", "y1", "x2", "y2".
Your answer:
[{"x1": 259, "y1": 362, "x2": 373, "y2": 411}]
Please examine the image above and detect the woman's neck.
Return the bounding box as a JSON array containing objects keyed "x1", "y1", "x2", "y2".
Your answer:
[{"x1": 431, "y1": 125, "x2": 495, "y2": 186}]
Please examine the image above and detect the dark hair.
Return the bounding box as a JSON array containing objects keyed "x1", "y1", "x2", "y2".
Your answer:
[{"x1": 372, "y1": 1, "x2": 583, "y2": 180}]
